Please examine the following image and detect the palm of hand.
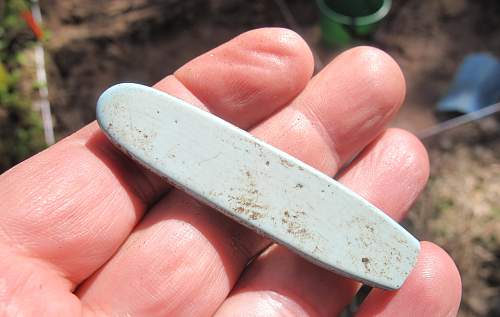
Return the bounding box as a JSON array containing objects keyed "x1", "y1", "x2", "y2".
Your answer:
[{"x1": 0, "y1": 28, "x2": 460, "y2": 316}]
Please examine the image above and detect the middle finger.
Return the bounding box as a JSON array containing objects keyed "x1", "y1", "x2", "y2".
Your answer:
[{"x1": 78, "y1": 46, "x2": 405, "y2": 316}]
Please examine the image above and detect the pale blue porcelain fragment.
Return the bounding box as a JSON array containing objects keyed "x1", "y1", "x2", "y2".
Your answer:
[{"x1": 97, "y1": 83, "x2": 420, "y2": 290}]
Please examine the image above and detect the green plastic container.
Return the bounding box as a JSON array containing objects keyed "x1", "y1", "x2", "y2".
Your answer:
[{"x1": 317, "y1": 0, "x2": 392, "y2": 46}]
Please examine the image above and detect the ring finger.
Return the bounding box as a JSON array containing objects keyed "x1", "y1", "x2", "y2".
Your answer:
[{"x1": 215, "y1": 128, "x2": 431, "y2": 316}]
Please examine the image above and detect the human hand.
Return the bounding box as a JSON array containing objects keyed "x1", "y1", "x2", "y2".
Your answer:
[{"x1": 0, "y1": 28, "x2": 461, "y2": 316}]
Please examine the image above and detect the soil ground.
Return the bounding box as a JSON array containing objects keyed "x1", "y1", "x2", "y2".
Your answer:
[{"x1": 38, "y1": 0, "x2": 500, "y2": 315}]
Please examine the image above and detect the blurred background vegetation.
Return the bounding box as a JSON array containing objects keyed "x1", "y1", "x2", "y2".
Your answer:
[
  {"x1": 0, "y1": 0, "x2": 45, "y2": 171},
  {"x1": 1, "y1": 0, "x2": 499, "y2": 315}
]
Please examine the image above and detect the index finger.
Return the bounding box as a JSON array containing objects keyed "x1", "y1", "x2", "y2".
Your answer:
[{"x1": 0, "y1": 28, "x2": 314, "y2": 285}]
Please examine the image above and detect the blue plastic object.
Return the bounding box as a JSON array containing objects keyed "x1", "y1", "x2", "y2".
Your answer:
[{"x1": 438, "y1": 53, "x2": 500, "y2": 114}]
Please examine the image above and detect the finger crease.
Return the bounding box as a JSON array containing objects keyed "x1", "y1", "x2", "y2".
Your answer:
[{"x1": 300, "y1": 104, "x2": 341, "y2": 171}]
